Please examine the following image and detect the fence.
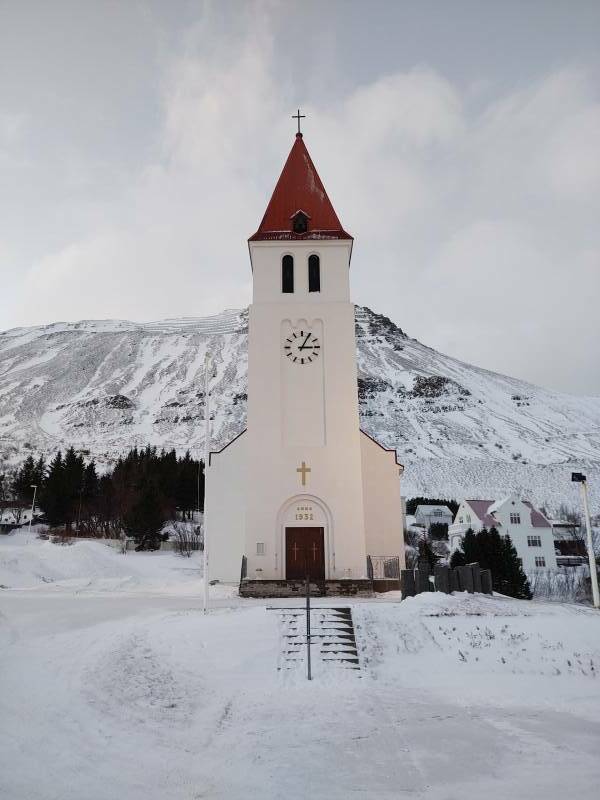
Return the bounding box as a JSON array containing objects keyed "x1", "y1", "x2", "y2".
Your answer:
[
  {"x1": 368, "y1": 556, "x2": 401, "y2": 580},
  {"x1": 401, "y1": 561, "x2": 493, "y2": 598},
  {"x1": 367, "y1": 555, "x2": 401, "y2": 591}
]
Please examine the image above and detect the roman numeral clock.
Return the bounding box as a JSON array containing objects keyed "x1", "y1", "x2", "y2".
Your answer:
[{"x1": 284, "y1": 328, "x2": 321, "y2": 365}]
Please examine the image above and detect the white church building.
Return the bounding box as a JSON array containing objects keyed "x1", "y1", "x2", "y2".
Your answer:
[{"x1": 207, "y1": 129, "x2": 405, "y2": 595}]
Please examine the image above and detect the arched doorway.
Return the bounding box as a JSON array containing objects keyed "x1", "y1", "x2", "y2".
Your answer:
[{"x1": 277, "y1": 495, "x2": 333, "y2": 580}]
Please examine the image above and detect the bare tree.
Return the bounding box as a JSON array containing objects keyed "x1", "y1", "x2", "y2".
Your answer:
[
  {"x1": 555, "y1": 502, "x2": 587, "y2": 556},
  {"x1": 170, "y1": 521, "x2": 201, "y2": 557}
]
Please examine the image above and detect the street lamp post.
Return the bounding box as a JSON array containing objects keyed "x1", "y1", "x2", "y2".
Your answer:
[
  {"x1": 203, "y1": 352, "x2": 211, "y2": 615},
  {"x1": 572, "y1": 472, "x2": 600, "y2": 609},
  {"x1": 28, "y1": 484, "x2": 37, "y2": 534}
]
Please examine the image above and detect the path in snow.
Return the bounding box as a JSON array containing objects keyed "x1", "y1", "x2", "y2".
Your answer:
[{"x1": 1, "y1": 534, "x2": 600, "y2": 799}]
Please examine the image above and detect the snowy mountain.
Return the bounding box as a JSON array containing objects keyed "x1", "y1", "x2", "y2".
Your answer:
[{"x1": 1, "y1": 306, "x2": 599, "y2": 512}]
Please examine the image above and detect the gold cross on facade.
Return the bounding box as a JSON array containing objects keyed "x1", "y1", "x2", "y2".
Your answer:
[{"x1": 296, "y1": 461, "x2": 311, "y2": 486}]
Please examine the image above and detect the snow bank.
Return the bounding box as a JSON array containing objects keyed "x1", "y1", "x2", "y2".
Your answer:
[
  {"x1": 355, "y1": 591, "x2": 600, "y2": 713},
  {"x1": 0, "y1": 530, "x2": 231, "y2": 596}
]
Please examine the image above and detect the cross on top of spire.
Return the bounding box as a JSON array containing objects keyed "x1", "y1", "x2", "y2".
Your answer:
[{"x1": 292, "y1": 108, "x2": 305, "y2": 136}]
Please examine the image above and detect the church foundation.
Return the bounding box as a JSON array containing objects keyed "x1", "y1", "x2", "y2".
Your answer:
[{"x1": 239, "y1": 578, "x2": 374, "y2": 598}]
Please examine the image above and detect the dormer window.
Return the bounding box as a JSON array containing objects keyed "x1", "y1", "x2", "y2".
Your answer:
[{"x1": 291, "y1": 210, "x2": 310, "y2": 235}]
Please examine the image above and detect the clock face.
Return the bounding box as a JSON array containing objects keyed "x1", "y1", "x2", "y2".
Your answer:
[{"x1": 284, "y1": 328, "x2": 321, "y2": 364}]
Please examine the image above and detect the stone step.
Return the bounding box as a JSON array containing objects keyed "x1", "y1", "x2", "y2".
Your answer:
[{"x1": 275, "y1": 605, "x2": 361, "y2": 674}]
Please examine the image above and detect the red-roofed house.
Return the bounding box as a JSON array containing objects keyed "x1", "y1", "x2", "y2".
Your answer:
[{"x1": 449, "y1": 495, "x2": 557, "y2": 571}]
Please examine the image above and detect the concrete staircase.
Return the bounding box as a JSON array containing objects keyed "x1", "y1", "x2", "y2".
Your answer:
[{"x1": 274, "y1": 606, "x2": 360, "y2": 672}]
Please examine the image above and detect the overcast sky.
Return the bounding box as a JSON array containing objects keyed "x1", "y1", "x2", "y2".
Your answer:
[{"x1": 1, "y1": 1, "x2": 599, "y2": 395}]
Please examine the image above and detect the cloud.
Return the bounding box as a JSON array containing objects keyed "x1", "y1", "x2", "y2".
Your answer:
[{"x1": 6, "y1": 7, "x2": 600, "y2": 393}]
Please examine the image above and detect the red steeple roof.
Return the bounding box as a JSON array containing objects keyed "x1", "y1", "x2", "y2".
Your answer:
[{"x1": 249, "y1": 133, "x2": 352, "y2": 242}]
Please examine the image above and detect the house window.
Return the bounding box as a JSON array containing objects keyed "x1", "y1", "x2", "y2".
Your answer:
[
  {"x1": 535, "y1": 556, "x2": 546, "y2": 568},
  {"x1": 510, "y1": 513, "x2": 521, "y2": 524},
  {"x1": 466, "y1": 514, "x2": 471, "y2": 523},
  {"x1": 256, "y1": 542, "x2": 265, "y2": 556},
  {"x1": 282, "y1": 255, "x2": 294, "y2": 293},
  {"x1": 308, "y1": 254, "x2": 320, "y2": 292},
  {"x1": 527, "y1": 535, "x2": 542, "y2": 547},
  {"x1": 459, "y1": 517, "x2": 463, "y2": 524},
  {"x1": 292, "y1": 211, "x2": 308, "y2": 234}
]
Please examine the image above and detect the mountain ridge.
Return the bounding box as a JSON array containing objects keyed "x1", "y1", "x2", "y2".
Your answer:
[{"x1": 1, "y1": 306, "x2": 599, "y2": 513}]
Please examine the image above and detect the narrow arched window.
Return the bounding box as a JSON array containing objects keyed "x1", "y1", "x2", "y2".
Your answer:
[
  {"x1": 308, "y1": 254, "x2": 320, "y2": 293},
  {"x1": 282, "y1": 255, "x2": 294, "y2": 293}
]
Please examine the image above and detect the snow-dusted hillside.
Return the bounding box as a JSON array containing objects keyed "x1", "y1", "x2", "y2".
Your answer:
[{"x1": 1, "y1": 306, "x2": 599, "y2": 511}]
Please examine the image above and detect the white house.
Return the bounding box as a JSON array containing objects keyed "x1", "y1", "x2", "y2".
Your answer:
[
  {"x1": 414, "y1": 504, "x2": 453, "y2": 530},
  {"x1": 207, "y1": 129, "x2": 406, "y2": 592},
  {"x1": 449, "y1": 496, "x2": 557, "y2": 571}
]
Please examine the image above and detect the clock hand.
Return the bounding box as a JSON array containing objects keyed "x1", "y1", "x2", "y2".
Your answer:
[{"x1": 298, "y1": 333, "x2": 311, "y2": 350}]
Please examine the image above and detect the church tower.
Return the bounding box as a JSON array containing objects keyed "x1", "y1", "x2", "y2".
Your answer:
[
  {"x1": 208, "y1": 126, "x2": 404, "y2": 592},
  {"x1": 245, "y1": 130, "x2": 366, "y2": 582}
]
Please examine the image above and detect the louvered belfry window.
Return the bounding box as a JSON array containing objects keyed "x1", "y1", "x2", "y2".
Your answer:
[
  {"x1": 282, "y1": 255, "x2": 294, "y2": 293},
  {"x1": 308, "y1": 254, "x2": 320, "y2": 293}
]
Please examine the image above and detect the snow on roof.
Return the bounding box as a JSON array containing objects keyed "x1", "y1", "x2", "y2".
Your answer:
[
  {"x1": 487, "y1": 495, "x2": 512, "y2": 515},
  {"x1": 464, "y1": 500, "x2": 501, "y2": 528},
  {"x1": 464, "y1": 498, "x2": 550, "y2": 529},
  {"x1": 414, "y1": 505, "x2": 453, "y2": 514},
  {"x1": 522, "y1": 500, "x2": 551, "y2": 528}
]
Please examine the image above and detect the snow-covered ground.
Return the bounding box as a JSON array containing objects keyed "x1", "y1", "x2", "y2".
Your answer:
[{"x1": 1, "y1": 531, "x2": 600, "y2": 799}]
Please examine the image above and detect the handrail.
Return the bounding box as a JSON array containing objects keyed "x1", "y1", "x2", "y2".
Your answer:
[
  {"x1": 305, "y1": 574, "x2": 312, "y2": 681},
  {"x1": 368, "y1": 555, "x2": 400, "y2": 579}
]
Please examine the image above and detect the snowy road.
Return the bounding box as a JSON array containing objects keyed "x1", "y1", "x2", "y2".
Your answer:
[{"x1": 1, "y1": 538, "x2": 600, "y2": 799}]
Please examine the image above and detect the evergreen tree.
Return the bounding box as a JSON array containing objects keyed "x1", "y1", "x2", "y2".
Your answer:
[
  {"x1": 62, "y1": 447, "x2": 85, "y2": 530},
  {"x1": 478, "y1": 527, "x2": 506, "y2": 593},
  {"x1": 40, "y1": 452, "x2": 66, "y2": 526},
  {"x1": 418, "y1": 538, "x2": 438, "y2": 570},
  {"x1": 461, "y1": 527, "x2": 479, "y2": 563},
  {"x1": 176, "y1": 451, "x2": 200, "y2": 519},
  {"x1": 82, "y1": 461, "x2": 99, "y2": 504},
  {"x1": 123, "y1": 480, "x2": 166, "y2": 550},
  {"x1": 14, "y1": 443, "x2": 202, "y2": 536},
  {"x1": 97, "y1": 474, "x2": 116, "y2": 536},
  {"x1": 34, "y1": 455, "x2": 46, "y2": 487},
  {"x1": 429, "y1": 522, "x2": 448, "y2": 540},
  {"x1": 451, "y1": 526, "x2": 531, "y2": 600},
  {"x1": 500, "y1": 534, "x2": 532, "y2": 599},
  {"x1": 449, "y1": 548, "x2": 466, "y2": 568},
  {"x1": 12, "y1": 456, "x2": 37, "y2": 502}
]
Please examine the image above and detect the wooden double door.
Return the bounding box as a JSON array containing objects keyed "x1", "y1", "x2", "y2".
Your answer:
[{"x1": 285, "y1": 527, "x2": 325, "y2": 580}]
